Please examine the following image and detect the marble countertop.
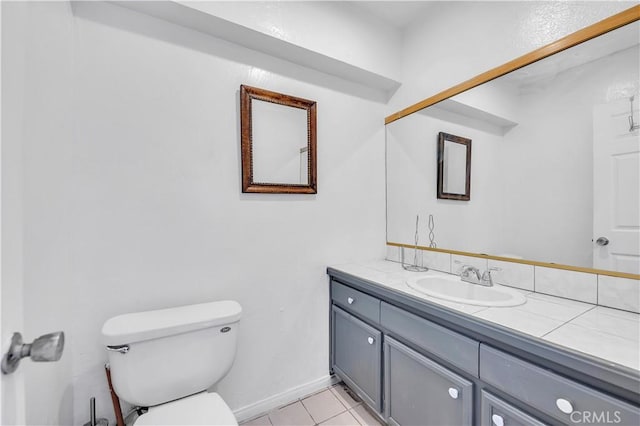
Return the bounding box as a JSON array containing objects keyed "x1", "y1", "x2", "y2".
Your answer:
[{"x1": 329, "y1": 260, "x2": 640, "y2": 373}]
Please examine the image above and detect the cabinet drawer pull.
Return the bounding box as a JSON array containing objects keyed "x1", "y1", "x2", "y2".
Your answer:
[
  {"x1": 491, "y1": 414, "x2": 504, "y2": 426},
  {"x1": 347, "y1": 297, "x2": 354, "y2": 304},
  {"x1": 556, "y1": 398, "x2": 573, "y2": 414},
  {"x1": 448, "y1": 388, "x2": 459, "y2": 399},
  {"x1": 367, "y1": 337, "x2": 375, "y2": 345}
]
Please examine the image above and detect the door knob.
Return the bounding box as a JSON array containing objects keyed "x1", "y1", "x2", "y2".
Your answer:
[
  {"x1": 448, "y1": 388, "x2": 459, "y2": 399},
  {"x1": 556, "y1": 398, "x2": 574, "y2": 414},
  {"x1": 595, "y1": 237, "x2": 609, "y2": 246},
  {"x1": 1, "y1": 331, "x2": 65, "y2": 374},
  {"x1": 491, "y1": 414, "x2": 504, "y2": 426}
]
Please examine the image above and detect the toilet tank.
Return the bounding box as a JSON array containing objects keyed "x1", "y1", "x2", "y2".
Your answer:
[{"x1": 102, "y1": 300, "x2": 242, "y2": 407}]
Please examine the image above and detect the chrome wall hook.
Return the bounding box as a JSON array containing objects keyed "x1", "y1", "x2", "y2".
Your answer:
[{"x1": 2, "y1": 331, "x2": 65, "y2": 374}]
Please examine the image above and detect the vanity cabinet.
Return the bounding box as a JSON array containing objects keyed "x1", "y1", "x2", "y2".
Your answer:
[
  {"x1": 331, "y1": 305, "x2": 382, "y2": 412},
  {"x1": 328, "y1": 271, "x2": 640, "y2": 426},
  {"x1": 481, "y1": 391, "x2": 548, "y2": 426},
  {"x1": 384, "y1": 336, "x2": 473, "y2": 425},
  {"x1": 480, "y1": 345, "x2": 640, "y2": 426}
]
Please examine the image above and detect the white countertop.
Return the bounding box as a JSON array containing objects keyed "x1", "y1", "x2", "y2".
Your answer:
[{"x1": 330, "y1": 260, "x2": 640, "y2": 372}]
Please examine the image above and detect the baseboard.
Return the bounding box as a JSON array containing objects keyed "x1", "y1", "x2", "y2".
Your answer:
[{"x1": 233, "y1": 374, "x2": 339, "y2": 423}]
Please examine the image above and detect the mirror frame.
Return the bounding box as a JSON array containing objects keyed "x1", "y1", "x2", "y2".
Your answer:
[
  {"x1": 240, "y1": 85, "x2": 317, "y2": 194},
  {"x1": 385, "y1": 5, "x2": 640, "y2": 280},
  {"x1": 437, "y1": 132, "x2": 471, "y2": 201}
]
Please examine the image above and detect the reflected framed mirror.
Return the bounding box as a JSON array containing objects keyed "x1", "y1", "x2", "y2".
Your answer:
[
  {"x1": 240, "y1": 85, "x2": 317, "y2": 194},
  {"x1": 385, "y1": 6, "x2": 640, "y2": 279},
  {"x1": 437, "y1": 132, "x2": 471, "y2": 200}
]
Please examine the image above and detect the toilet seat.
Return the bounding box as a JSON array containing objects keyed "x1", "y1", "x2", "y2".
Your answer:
[{"x1": 134, "y1": 392, "x2": 237, "y2": 425}]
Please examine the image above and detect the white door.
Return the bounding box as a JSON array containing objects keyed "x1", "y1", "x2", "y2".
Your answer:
[
  {"x1": 1, "y1": 2, "x2": 27, "y2": 422},
  {"x1": 593, "y1": 97, "x2": 640, "y2": 274}
]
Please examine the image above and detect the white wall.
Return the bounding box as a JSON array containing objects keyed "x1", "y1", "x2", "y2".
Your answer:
[
  {"x1": 4, "y1": 2, "x2": 387, "y2": 424},
  {"x1": 180, "y1": 1, "x2": 403, "y2": 81}
]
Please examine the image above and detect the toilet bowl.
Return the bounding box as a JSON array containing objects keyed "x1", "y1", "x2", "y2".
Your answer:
[{"x1": 102, "y1": 300, "x2": 242, "y2": 425}]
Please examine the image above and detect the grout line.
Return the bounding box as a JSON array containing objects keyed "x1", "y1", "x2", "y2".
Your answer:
[
  {"x1": 539, "y1": 305, "x2": 597, "y2": 338},
  {"x1": 347, "y1": 407, "x2": 365, "y2": 426},
  {"x1": 317, "y1": 409, "x2": 356, "y2": 426},
  {"x1": 329, "y1": 386, "x2": 349, "y2": 411},
  {"x1": 299, "y1": 393, "x2": 316, "y2": 425}
]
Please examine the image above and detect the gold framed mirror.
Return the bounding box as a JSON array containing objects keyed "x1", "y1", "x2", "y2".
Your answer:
[
  {"x1": 240, "y1": 85, "x2": 317, "y2": 194},
  {"x1": 385, "y1": 6, "x2": 640, "y2": 279}
]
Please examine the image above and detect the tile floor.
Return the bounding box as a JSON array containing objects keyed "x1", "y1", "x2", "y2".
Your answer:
[{"x1": 241, "y1": 383, "x2": 384, "y2": 426}]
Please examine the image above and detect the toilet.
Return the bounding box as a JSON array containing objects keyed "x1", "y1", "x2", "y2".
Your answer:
[{"x1": 102, "y1": 300, "x2": 242, "y2": 425}]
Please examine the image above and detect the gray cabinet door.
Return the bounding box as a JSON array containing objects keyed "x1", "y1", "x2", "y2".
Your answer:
[
  {"x1": 384, "y1": 336, "x2": 474, "y2": 426},
  {"x1": 331, "y1": 305, "x2": 382, "y2": 412},
  {"x1": 481, "y1": 391, "x2": 548, "y2": 426}
]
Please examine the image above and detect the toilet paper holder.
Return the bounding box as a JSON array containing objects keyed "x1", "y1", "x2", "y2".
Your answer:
[{"x1": 1, "y1": 331, "x2": 65, "y2": 374}]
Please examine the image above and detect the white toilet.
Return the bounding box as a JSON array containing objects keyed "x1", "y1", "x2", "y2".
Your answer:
[{"x1": 102, "y1": 300, "x2": 242, "y2": 425}]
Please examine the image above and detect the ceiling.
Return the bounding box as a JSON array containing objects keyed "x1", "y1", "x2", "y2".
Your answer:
[{"x1": 346, "y1": 1, "x2": 434, "y2": 29}]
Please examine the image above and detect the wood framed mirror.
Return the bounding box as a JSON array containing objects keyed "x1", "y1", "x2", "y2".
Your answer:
[
  {"x1": 240, "y1": 85, "x2": 317, "y2": 194},
  {"x1": 385, "y1": 6, "x2": 640, "y2": 279},
  {"x1": 437, "y1": 132, "x2": 471, "y2": 201}
]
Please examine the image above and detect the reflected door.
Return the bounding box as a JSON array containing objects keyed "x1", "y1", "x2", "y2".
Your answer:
[{"x1": 593, "y1": 97, "x2": 640, "y2": 274}]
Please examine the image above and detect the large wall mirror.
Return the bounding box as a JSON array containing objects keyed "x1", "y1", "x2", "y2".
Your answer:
[
  {"x1": 240, "y1": 85, "x2": 317, "y2": 194},
  {"x1": 386, "y1": 7, "x2": 640, "y2": 278}
]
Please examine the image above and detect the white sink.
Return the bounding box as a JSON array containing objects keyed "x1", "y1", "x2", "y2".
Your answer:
[{"x1": 406, "y1": 275, "x2": 526, "y2": 307}]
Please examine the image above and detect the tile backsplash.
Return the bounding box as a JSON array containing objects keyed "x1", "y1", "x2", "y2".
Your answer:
[
  {"x1": 385, "y1": 246, "x2": 640, "y2": 313},
  {"x1": 488, "y1": 259, "x2": 534, "y2": 291},
  {"x1": 451, "y1": 254, "x2": 487, "y2": 275},
  {"x1": 598, "y1": 275, "x2": 640, "y2": 313},
  {"x1": 534, "y1": 266, "x2": 598, "y2": 304}
]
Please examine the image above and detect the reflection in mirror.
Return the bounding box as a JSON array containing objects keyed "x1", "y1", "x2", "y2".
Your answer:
[
  {"x1": 438, "y1": 132, "x2": 471, "y2": 200},
  {"x1": 240, "y1": 85, "x2": 317, "y2": 194},
  {"x1": 386, "y1": 20, "x2": 640, "y2": 275},
  {"x1": 252, "y1": 100, "x2": 308, "y2": 185}
]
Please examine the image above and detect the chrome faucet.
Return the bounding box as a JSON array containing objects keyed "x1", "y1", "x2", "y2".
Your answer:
[
  {"x1": 460, "y1": 265, "x2": 482, "y2": 285},
  {"x1": 460, "y1": 265, "x2": 500, "y2": 287}
]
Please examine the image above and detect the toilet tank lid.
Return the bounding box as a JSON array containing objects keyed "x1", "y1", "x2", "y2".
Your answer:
[{"x1": 101, "y1": 300, "x2": 241, "y2": 346}]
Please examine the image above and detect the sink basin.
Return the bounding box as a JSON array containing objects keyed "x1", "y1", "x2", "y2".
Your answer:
[{"x1": 406, "y1": 275, "x2": 526, "y2": 307}]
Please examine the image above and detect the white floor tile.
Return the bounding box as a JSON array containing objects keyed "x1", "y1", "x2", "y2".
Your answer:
[
  {"x1": 349, "y1": 405, "x2": 383, "y2": 426},
  {"x1": 242, "y1": 414, "x2": 272, "y2": 426},
  {"x1": 268, "y1": 401, "x2": 315, "y2": 426},
  {"x1": 330, "y1": 384, "x2": 361, "y2": 409},
  {"x1": 319, "y1": 411, "x2": 360, "y2": 426},
  {"x1": 301, "y1": 389, "x2": 347, "y2": 424}
]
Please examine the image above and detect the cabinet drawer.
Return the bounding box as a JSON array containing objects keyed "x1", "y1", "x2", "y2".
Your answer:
[
  {"x1": 384, "y1": 337, "x2": 473, "y2": 426},
  {"x1": 331, "y1": 306, "x2": 382, "y2": 412},
  {"x1": 380, "y1": 302, "x2": 479, "y2": 376},
  {"x1": 480, "y1": 345, "x2": 640, "y2": 425},
  {"x1": 331, "y1": 281, "x2": 380, "y2": 324},
  {"x1": 481, "y1": 391, "x2": 548, "y2": 426}
]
